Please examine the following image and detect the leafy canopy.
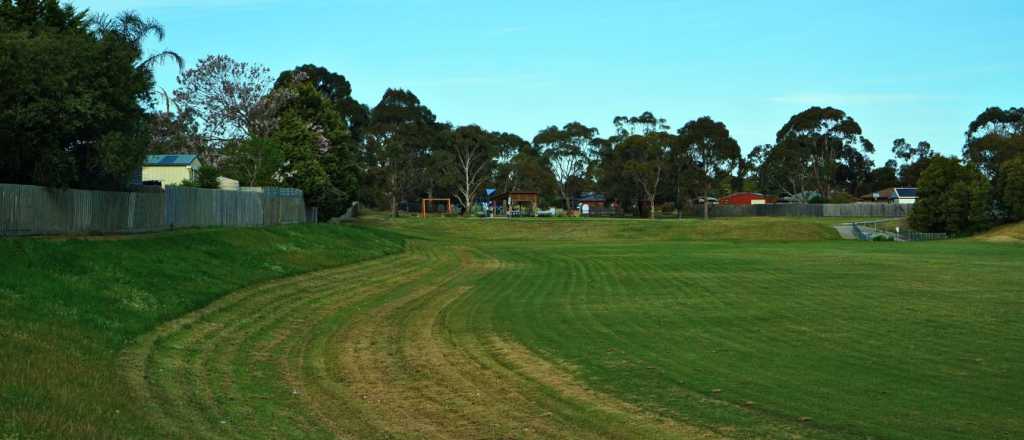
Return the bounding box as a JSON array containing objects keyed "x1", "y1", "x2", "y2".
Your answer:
[{"x1": 0, "y1": 0, "x2": 170, "y2": 189}]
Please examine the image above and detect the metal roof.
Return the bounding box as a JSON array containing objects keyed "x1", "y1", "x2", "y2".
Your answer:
[
  {"x1": 894, "y1": 187, "x2": 918, "y2": 198},
  {"x1": 144, "y1": 154, "x2": 198, "y2": 166},
  {"x1": 574, "y1": 192, "x2": 607, "y2": 202}
]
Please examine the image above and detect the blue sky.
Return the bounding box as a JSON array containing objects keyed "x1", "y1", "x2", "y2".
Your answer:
[{"x1": 78, "y1": 0, "x2": 1024, "y2": 163}]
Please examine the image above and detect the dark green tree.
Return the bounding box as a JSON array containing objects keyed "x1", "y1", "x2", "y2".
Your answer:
[
  {"x1": 179, "y1": 166, "x2": 220, "y2": 189},
  {"x1": 495, "y1": 139, "x2": 556, "y2": 199},
  {"x1": 678, "y1": 117, "x2": 741, "y2": 219},
  {"x1": 219, "y1": 137, "x2": 286, "y2": 187},
  {"x1": 963, "y1": 107, "x2": 1024, "y2": 178},
  {"x1": 534, "y1": 122, "x2": 598, "y2": 210},
  {"x1": 996, "y1": 156, "x2": 1024, "y2": 222},
  {"x1": 365, "y1": 89, "x2": 442, "y2": 216},
  {"x1": 0, "y1": 1, "x2": 171, "y2": 189},
  {"x1": 866, "y1": 160, "x2": 900, "y2": 193},
  {"x1": 276, "y1": 65, "x2": 370, "y2": 140},
  {"x1": 892, "y1": 138, "x2": 936, "y2": 187},
  {"x1": 256, "y1": 77, "x2": 359, "y2": 218},
  {"x1": 618, "y1": 132, "x2": 671, "y2": 219},
  {"x1": 776, "y1": 107, "x2": 873, "y2": 199},
  {"x1": 909, "y1": 156, "x2": 993, "y2": 235}
]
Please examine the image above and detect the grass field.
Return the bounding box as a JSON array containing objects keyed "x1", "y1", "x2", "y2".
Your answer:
[
  {"x1": 0, "y1": 225, "x2": 405, "y2": 438},
  {"x1": 2, "y1": 217, "x2": 1022, "y2": 439}
]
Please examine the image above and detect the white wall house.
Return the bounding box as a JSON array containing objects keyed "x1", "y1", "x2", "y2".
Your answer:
[
  {"x1": 141, "y1": 154, "x2": 201, "y2": 187},
  {"x1": 892, "y1": 187, "x2": 918, "y2": 205}
]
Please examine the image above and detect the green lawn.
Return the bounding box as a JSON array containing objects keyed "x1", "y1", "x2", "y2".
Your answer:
[
  {"x1": 0, "y1": 225, "x2": 406, "y2": 438},
  {"x1": 358, "y1": 216, "x2": 1023, "y2": 439},
  {"x1": 2, "y1": 217, "x2": 1022, "y2": 439}
]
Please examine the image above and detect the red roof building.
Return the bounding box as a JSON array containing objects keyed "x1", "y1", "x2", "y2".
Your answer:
[{"x1": 720, "y1": 192, "x2": 773, "y2": 205}]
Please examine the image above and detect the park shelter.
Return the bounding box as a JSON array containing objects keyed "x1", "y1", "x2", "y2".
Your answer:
[
  {"x1": 142, "y1": 154, "x2": 201, "y2": 187},
  {"x1": 490, "y1": 191, "x2": 539, "y2": 216}
]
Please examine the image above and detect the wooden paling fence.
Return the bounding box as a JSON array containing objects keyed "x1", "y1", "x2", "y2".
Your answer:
[
  {"x1": 0, "y1": 183, "x2": 309, "y2": 236},
  {"x1": 688, "y1": 203, "x2": 913, "y2": 218}
]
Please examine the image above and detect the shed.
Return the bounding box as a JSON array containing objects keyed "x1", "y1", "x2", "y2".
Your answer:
[
  {"x1": 720, "y1": 192, "x2": 770, "y2": 205},
  {"x1": 490, "y1": 191, "x2": 539, "y2": 216},
  {"x1": 142, "y1": 154, "x2": 201, "y2": 187}
]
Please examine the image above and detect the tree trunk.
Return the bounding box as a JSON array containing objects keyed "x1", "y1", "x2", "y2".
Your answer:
[
  {"x1": 676, "y1": 186, "x2": 684, "y2": 219},
  {"x1": 391, "y1": 194, "x2": 398, "y2": 218},
  {"x1": 703, "y1": 185, "x2": 710, "y2": 220},
  {"x1": 649, "y1": 194, "x2": 656, "y2": 220}
]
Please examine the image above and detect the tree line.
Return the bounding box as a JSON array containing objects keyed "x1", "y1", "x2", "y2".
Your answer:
[{"x1": 2, "y1": 0, "x2": 1021, "y2": 232}]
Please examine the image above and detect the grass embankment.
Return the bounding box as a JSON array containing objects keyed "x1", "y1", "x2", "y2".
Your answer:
[
  {"x1": 364, "y1": 214, "x2": 848, "y2": 242},
  {"x1": 0, "y1": 225, "x2": 405, "y2": 438},
  {"x1": 976, "y1": 221, "x2": 1024, "y2": 243}
]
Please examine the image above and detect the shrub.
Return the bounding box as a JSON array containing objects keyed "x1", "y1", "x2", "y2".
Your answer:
[
  {"x1": 828, "y1": 192, "x2": 857, "y2": 204},
  {"x1": 996, "y1": 156, "x2": 1024, "y2": 222},
  {"x1": 909, "y1": 156, "x2": 993, "y2": 235}
]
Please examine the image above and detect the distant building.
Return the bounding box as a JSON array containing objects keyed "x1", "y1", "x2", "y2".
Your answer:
[
  {"x1": 217, "y1": 176, "x2": 240, "y2": 191},
  {"x1": 779, "y1": 191, "x2": 822, "y2": 204},
  {"x1": 573, "y1": 192, "x2": 607, "y2": 209},
  {"x1": 861, "y1": 187, "x2": 917, "y2": 205},
  {"x1": 490, "y1": 191, "x2": 540, "y2": 216},
  {"x1": 892, "y1": 187, "x2": 918, "y2": 204},
  {"x1": 720, "y1": 192, "x2": 776, "y2": 205},
  {"x1": 142, "y1": 154, "x2": 201, "y2": 187}
]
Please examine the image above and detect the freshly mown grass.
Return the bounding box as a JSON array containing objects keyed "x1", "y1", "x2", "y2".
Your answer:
[
  {"x1": 4, "y1": 216, "x2": 1022, "y2": 439},
  {"x1": 0, "y1": 225, "x2": 405, "y2": 438},
  {"x1": 377, "y1": 217, "x2": 1024, "y2": 439},
  {"x1": 363, "y1": 214, "x2": 851, "y2": 242}
]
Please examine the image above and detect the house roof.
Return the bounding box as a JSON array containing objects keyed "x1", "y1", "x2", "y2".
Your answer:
[
  {"x1": 894, "y1": 187, "x2": 918, "y2": 198},
  {"x1": 861, "y1": 188, "x2": 896, "y2": 200},
  {"x1": 861, "y1": 187, "x2": 917, "y2": 200},
  {"x1": 573, "y1": 192, "x2": 607, "y2": 202},
  {"x1": 144, "y1": 154, "x2": 198, "y2": 167},
  {"x1": 722, "y1": 192, "x2": 766, "y2": 199}
]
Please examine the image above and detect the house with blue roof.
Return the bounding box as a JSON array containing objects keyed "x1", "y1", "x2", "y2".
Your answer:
[
  {"x1": 141, "y1": 154, "x2": 201, "y2": 187},
  {"x1": 860, "y1": 187, "x2": 918, "y2": 204}
]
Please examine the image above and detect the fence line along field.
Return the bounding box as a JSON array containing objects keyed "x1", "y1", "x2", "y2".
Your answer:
[{"x1": 3, "y1": 216, "x2": 1022, "y2": 439}]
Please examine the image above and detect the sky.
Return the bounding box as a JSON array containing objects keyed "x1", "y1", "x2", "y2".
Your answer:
[{"x1": 77, "y1": 0, "x2": 1024, "y2": 163}]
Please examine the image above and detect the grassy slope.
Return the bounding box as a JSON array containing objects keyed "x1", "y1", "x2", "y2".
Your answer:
[
  {"x1": 364, "y1": 215, "x2": 848, "y2": 242},
  {"x1": 976, "y1": 221, "x2": 1024, "y2": 243},
  {"x1": 0, "y1": 225, "x2": 405, "y2": 438},
  {"x1": 376, "y1": 217, "x2": 1024, "y2": 440}
]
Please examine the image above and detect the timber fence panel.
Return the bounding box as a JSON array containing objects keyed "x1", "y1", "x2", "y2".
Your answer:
[
  {"x1": 682, "y1": 203, "x2": 912, "y2": 218},
  {"x1": 1, "y1": 183, "x2": 309, "y2": 236}
]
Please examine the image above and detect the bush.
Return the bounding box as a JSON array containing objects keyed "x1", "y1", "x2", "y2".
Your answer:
[
  {"x1": 827, "y1": 192, "x2": 857, "y2": 204},
  {"x1": 997, "y1": 156, "x2": 1024, "y2": 222},
  {"x1": 909, "y1": 156, "x2": 993, "y2": 235}
]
